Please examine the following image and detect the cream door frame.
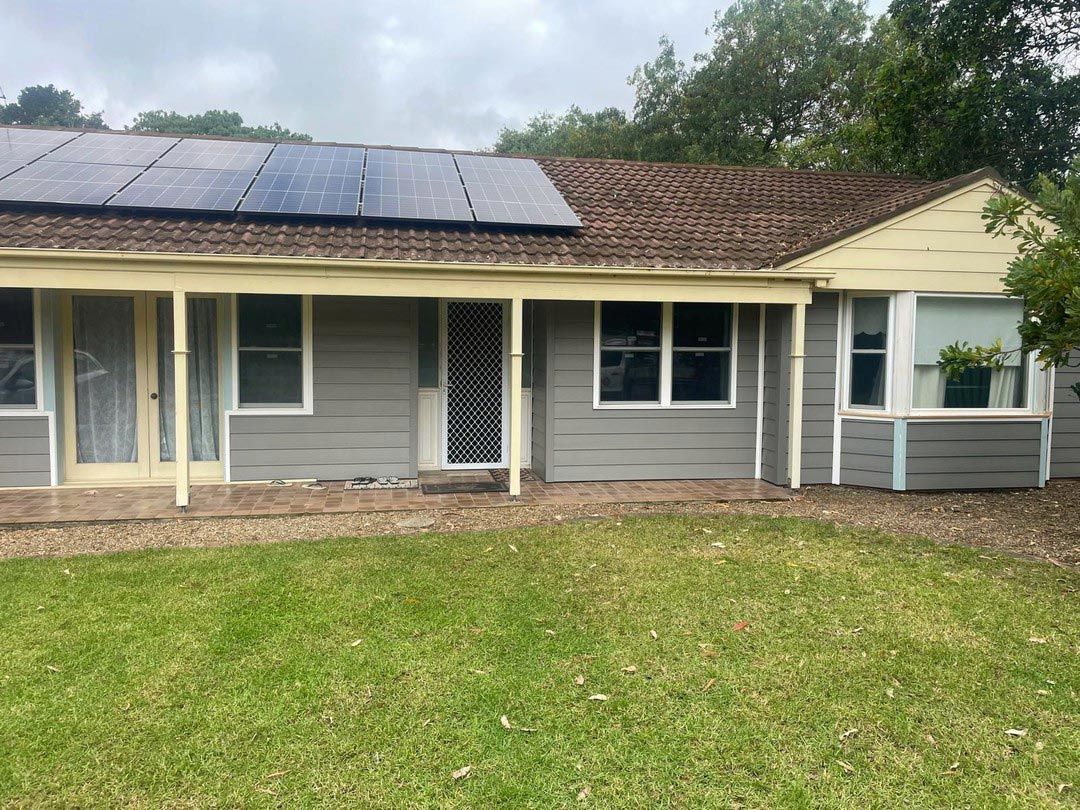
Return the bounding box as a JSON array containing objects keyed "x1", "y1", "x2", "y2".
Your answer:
[
  {"x1": 145, "y1": 292, "x2": 226, "y2": 481},
  {"x1": 60, "y1": 290, "x2": 225, "y2": 484}
]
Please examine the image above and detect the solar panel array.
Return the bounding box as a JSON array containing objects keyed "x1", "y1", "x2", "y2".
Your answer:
[
  {"x1": 240, "y1": 144, "x2": 364, "y2": 216},
  {"x1": 362, "y1": 149, "x2": 472, "y2": 222},
  {"x1": 0, "y1": 127, "x2": 582, "y2": 229}
]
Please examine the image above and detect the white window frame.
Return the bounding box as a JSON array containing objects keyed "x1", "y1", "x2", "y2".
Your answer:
[
  {"x1": 841, "y1": 292, "x2": 895, "y2": 414},
  {"x1": 229, "y1": 293, "x2": 313, "y2": 415},
  {"x1": 593, "y1": 301, "x2": 738, "y2": 410},
  {"x1": 907, "y1": 292, "x2": 1036, "y2": 417},
  {"x1": 0, "y1": 288, "x2": 44, "y2": 412}
]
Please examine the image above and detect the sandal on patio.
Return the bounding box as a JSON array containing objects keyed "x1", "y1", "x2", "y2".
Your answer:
[{"x1": 268, "y1": 480, "x2": 292, "y2": 487}]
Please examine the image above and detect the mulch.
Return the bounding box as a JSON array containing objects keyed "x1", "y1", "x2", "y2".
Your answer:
[{"x1": 0, "y1": 481, "x2": 1077, "y2": 567}]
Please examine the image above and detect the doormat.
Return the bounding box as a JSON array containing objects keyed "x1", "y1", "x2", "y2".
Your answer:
[
  {"x1": 344, "y1": 478, "x2": 418, "y2": 491},
  {"x1": 421, "y1": 480, "x2": 509, "y2": 495},
  {"x1": 489, "y1": 468, "x2": 539, "y2": 484}
]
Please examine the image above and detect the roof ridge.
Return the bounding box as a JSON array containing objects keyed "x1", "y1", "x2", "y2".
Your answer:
[{"x1": 0, "y1": 123, "x2": 933, "y2": 182}]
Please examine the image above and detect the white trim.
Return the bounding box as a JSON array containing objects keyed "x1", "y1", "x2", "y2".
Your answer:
[
  {"x1": 223, "y1": 412, "x2": 231, "y2": 482},
  {"x1": 754, "y1": 303, "x2": 765, "y2": 479},
  {"x1": 227, "y1": 293, "x2": 313, "y2": 416},
  {"x1": 907, "y1": 292, "x2": 1036, "y2": 417},
  {"x1": 592, "y1": 300, "x2": 738, "y2": 410},
  {"x1": 417, "y1": 387, "x2": 440, "y2": 470},
  {"x1": 832, "y1": 292, "x2": 844, "y2": 484}
]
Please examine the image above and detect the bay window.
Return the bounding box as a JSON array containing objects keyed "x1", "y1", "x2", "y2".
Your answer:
[
  {"x1": 596, "y1": 301, "x2": 735, "y2": 407},
  {"x1": 847, "y1": 296, "x2": 889, "y2": 410},
  {"x1": 912, "y1": 296, "x2": 1026, "y2": 410},
  {"x1": 0, "y1": 289, "x2": 36, "y2": 408},
  {"x1": 236, "y1": 294, "x2": 309, "y2": 410}
]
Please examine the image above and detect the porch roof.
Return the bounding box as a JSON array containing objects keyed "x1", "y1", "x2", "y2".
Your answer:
[{"x1": 0, "y1": 131, "x2": 952, "y2": 271}]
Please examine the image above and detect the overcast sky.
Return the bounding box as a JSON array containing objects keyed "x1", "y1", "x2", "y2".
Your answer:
[{"x1": 2, "y1": 0, "x2": 889, "y2": 150}]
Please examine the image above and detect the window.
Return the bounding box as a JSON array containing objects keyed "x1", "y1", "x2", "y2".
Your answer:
[
  {"x1": 672, "y1": 303, "x2": 733, "y2": 402},
  {"x1": 236, "y1": 294, "x2": 307, "y2": 409},
  {"x1": 0, "y1": 289, "x2": 36, "y2": 408},
  {"x1": 847, "y1": 296, "x2": 889, "y2": 410},
  {"x1": 912, "y1": 296, "x2": 1026, "y2": 410},
  {"x1": 596, "y1": 301, "x2": 735, "y2": 407}
]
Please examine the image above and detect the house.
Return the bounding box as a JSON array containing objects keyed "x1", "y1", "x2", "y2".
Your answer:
[{"x1": 0, "y1": 125, "x2": 1073, "y2": 510}]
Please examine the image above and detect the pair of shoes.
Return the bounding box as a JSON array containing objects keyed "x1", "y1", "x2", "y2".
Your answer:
[{"x1": 269, "y1": 480, "x2": 291, "y2": 487}]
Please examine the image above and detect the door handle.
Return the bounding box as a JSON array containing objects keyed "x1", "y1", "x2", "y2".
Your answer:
[{"x1": 150, "y1": 392, "x2": 158, "y2": 400}]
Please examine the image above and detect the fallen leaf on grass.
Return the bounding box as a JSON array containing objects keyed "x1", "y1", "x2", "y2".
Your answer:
[
  {"x1": 941, "y1": 762, "x2": 960, "y2": 775},
  {"x1": 545, "y1": 629, "x2": 556, "y2": 637},
  {"x1": 886, "y1": 688, "x2": 895, "y2": 699},
  {"x1": 702, "y1": 678, "x2": 716, "y2": 692},
  {"x1": 1028, "y1": 636, "x2": 1047, "y2": 644},
  {"x1": 839, "y1": 728, "x2": 858, "y2": 741},
  {"x1": 452, "y1": 765, "x2": 472, "y2": 780},
  {"x1": 264, "y1": 770, "x2": 289, "y2": 780},
  {"x1": 45, "y1": 665, "x2": 60, "y2": 673},
  {"x1": 837, "y1": 759, "x2": 855, "y2": 775},
  {"x1": 588, "y1": 694, "x2": 608, "y2": 702},
  {"x1": 574, "y1": 674, "x2": 585, "y2": 686},
  {"x1": 621, "y1": 665, "x2": 637, "y2": 675},
  {"x1": 349, "y1": 638, "x2": 363, "y2": 647},
  {"x1": 649, "y1": 630, "x2": 658, "y2": 640},
  {"x1": 577, "y1": 784, "x2": 592, "y2": 801},
  {"x1": 508, "y1": 544, "x2": 518, "y2": 553},
  {"x1": 732, "y1": 621, "x2": 749, "y2": 632},
  {"x1": 1004, "y1": 728, "x2": 1027, "y2": 738},
  {"x1": 500, "y1": 715, "x2": 512, "y2": 730}
]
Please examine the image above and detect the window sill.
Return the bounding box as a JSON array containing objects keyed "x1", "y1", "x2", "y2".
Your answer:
[
  {"x1": 0, "y1": 408, "x2": 48, "y2": 417},
  {"x1": 227, "y1": 407, "x2": 313, "y2": 417},
  {"x1": 839, "y1": 409, "x2": 1049, "y2": 421},
  {"x1": 593, "y1": 401, "x2": 736, "y2": 411}
]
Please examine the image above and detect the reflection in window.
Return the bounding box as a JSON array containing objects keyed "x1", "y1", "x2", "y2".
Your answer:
[
  {"x1": 849, "y1": 297, "x2": 888, "y2": 409},
  {"x1": 913, "y1": 296, "x2": 1025, "y2": 409},
  {"x1": 237, "y1": 294, "x2": 304, "y2": 407},
  {"x1": 599, "y1": 302, "x2": 662, "y2": 403},
  {"x1": 671, "y1": 303, "x2": 733, "y2": 402},
  {"x1": 0, "y1": 289, "x2": 35, "y2": 408}
]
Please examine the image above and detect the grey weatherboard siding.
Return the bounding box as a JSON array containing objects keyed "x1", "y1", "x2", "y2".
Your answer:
[
  {"x1": 228, "y1": 296, "x2": 418, "y2": 482},
  {"x1": 0, "y1": 416, "x2": 51, "y2": 487},
  {"x1": 839, "y1": 418, "x2": 893, "y2": 489},
  {"x1": 530, "y1": 301, "x2": 549, "y2": 480},
  {"x1": 905, "y1": 420, "x2": 1042, "y2": 490},
  {"x1": 538, "y1": 301, "x2": 759, "y2": 482},
  {"x1": 1051, "y1": 352, "x2": 1080, "y2": 478}
]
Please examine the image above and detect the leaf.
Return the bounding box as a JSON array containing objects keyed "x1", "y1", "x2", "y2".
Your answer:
[
  {"x1": 649, "y1": 630, "x2": 658, "y2": 640},
  {"x1": 702, "y1": 678, "x2": 716, "y2": 692},
  {"x1": 508, "y1": 544, "x2": 518, "y2": 553},
  {"x1": 732, "y1": 620, "x2": 749, "y2": 632},
  {"x1": 621, "y1": 665, "x2": 637, "y2": 674},
  {"x1": 577, "y1": 784, "x2": 592, "y2": 801},
  {"x1": 452, "y1": 765, "x2": 472, "y2": 780},
  {"x1": 587, "y1": 694, "x2": 608, "y2": 701},
  {"x1": 840, "y1": 728, "x2": 858, "y2": 741},
  {"x1": 1005, "y1": 728, "x2": 1028, "y2": 737},
  {"x1": 545, "y1": 629, "x2": 556, "y2": 637},
  {"x1": 500, "y1": 715, "x2": 512, "y2": 731},
  {"x1": 574, "y1": 674, "x2": 586, "y2": 686},
  {"x1": 349, "y1": 638, "x2": 363, "y2": 647},
  {"x1": 1028, "y1": 636, "x2": 1048, "y2": 644},
  {"x1": 886, "y1": 687, "x2": 895, "y2": 699},
  {"x1": 837, "y1": 759, "x2": 855, "y2": 775},
  {"x1": 45, "y1": 665, "x2": 60, "y2": 673}
]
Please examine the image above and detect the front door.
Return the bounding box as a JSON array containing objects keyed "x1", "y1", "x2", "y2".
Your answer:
[
  {"x1": 441, "y1": 300, "x2": 507, "y2": 469},
  {"x1": 61, "y1": 291, "x2": 223, "y2": 483}
]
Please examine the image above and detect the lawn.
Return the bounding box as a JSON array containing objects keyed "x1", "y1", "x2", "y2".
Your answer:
[{"x1": 0, "y1": 515, "x2": 1075, "y2": 807}]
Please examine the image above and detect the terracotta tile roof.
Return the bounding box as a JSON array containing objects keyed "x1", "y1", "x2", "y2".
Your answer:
[{"x1": 0, "y1": 133, "x2": 987, "y2": 270}]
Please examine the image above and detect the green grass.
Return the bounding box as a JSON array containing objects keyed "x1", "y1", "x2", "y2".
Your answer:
[{"x1": 0, "y1": 515, "x2": 1076, "y2": 808}]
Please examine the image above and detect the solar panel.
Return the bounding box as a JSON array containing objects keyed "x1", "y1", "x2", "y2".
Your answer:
[
  {"x1": 0, "y1": 160, "x2": 143, "y2": 205},
  {"x1": 107, "y1": 167, "x2": 254, "y2": 211},
  {"x1": 239, "y1": 143, "x2": 364, "y2": 216},
  {"x1": 43, "y1": 132, "x2": 179, "y2": 167},
  {"x1": 0, "y1": 160, "x2": 27, "y2": 180},
  {"x1": 361, "y1": 149, "x2": 473, "y2": 222},
  {"x1": 0, "y1": 127, "x2": 82, "y2": 164},
  {"x1": 154, "y1": 138, "x2": 273, "y2": 171},
  {"x1": 454, "y1": 154, "x2": 580, "y2": 227}
]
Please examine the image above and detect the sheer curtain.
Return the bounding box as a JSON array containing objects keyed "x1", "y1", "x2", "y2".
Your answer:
[
  {"x1": 157, "y1": 298, "x2": 219, "y2": 462},
  {"x1": 73, "y1": 296, "x2": 138, "y2": 463}
]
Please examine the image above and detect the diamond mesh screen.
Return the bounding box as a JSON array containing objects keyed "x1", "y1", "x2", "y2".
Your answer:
[{"x1": 445, "y1": 301, "x2": 504, "y2": 466}]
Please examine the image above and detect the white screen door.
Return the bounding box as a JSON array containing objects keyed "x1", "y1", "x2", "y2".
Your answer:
[{"x1": 441, "y1": 300, "x2": 507, "y2": 469}]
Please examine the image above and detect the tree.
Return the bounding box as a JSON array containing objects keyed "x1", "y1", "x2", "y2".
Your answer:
[
  {"x1": 0, "y1": 84, "x2": 106, "y2": 128},
  {"x1": 130, "y1": 110, "x2": 311, "y2": 141},
  {"x1": 492, "y1": 106, "x2": 638, "y2": 159},
  {"x1": 856, "y1": 0, "x2": 1080, "y2": 181},
  {"x1": 680, "y1": 0, "x2": 873, "y2": 165},
  {"x1": 938, "y1": 162, "x2": 1080, "y2": 395},
  {"x1": 628, "y1": 36, "x2": 689, "y2": 162}
]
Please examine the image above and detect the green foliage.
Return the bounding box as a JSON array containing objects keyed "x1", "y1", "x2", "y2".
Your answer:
[
  {"x1": 938, "y1": 161, "x2": 1080, "y2": 385},
  {"x1": 492, "y1": 106, "x2": 638, "y2": 159},
  {"x1": 129, "y1": 109, "x2": 312, "y2": 141},
  {"x1": 0, "y1": 84, "x2": 106, "y2": 128}
]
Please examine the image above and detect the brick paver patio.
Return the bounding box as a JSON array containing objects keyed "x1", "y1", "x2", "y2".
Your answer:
[{"x1": 0, "y1": 476, "x2": 789, "y2": 525}]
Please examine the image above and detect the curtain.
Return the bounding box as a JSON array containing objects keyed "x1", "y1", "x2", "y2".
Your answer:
[
  {"x1": 73, "y1": 296, "x2": 138, "y2": 463},
  {"x1": 989, "y1": 366, "x2": 1022, "y2": 409},
  {"x1": 157, "y1": 298, "x2": 219, "y2": 462},
  {"x1": 912, "y1": 364, "x2": 948, "y2": 409}
]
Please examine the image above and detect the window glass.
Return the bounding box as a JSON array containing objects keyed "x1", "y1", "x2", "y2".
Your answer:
[
  {"x1": 238, "y1": 351, "x2": 303, "y2": 406},
  {"x1": 673, "y1": 350, "x2": 730, "y2": 401},
  {"x1": 673, "y1": 303, "x2": 731, "y2": 348},
  {"x1": 0, "y1": 289, "x2": 35, "y2": 408},
  {"x1": 913, "y1": 297, "x2": 1025, "y2": 409},
  {"x1": 237, "y1": 294, "x2": 301, "y2": 348},
  {"x1": 599, "y1": 350, "x2": 659, "y2": 402},
  {"x1": 600, "y1": 302, "x2": 660, "y2": 348},
  {"x1": 848, "y1": 297, "x2": 889, "y2": 409},
  {"x1": 237, "y1": 294, "x2": 304, "y2": 407}
]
